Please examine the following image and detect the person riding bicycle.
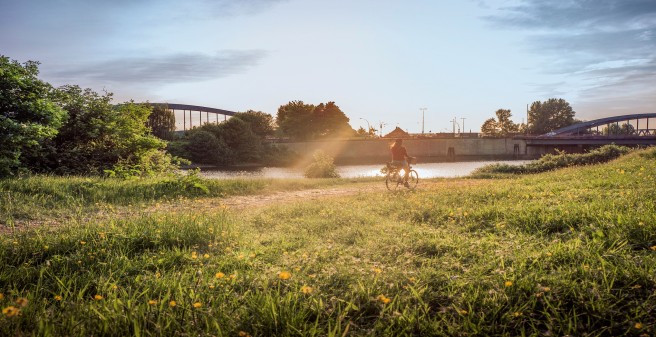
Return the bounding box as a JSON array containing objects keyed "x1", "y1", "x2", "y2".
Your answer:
[{"x1": 390, "y1": 138, "x2": 412, "y2": 187}]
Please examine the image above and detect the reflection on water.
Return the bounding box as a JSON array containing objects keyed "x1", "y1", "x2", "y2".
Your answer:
[{"x1": 199, "y1": 160, "x2": 530, "y2": 179}]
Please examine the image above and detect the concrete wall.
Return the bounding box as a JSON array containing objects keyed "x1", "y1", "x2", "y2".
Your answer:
[{"x1": 279, "y1": 138, "x2": 529, "y2": 164}]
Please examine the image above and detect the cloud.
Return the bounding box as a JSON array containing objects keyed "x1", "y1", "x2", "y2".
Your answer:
[
  {"x1": 44, "y1": 51, "x2": 267, "y2": 85},
  {"x1": 485, "y1": 0, "x2": 656, "y2": 112}
]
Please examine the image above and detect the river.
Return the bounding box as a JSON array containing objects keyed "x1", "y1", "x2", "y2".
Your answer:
[{"x1": 199, "y1": 160, "x2": 530, "y2": 179}]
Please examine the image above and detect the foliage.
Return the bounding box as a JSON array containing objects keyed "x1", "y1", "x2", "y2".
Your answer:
[
  {"x1": 304, "y1": 150, "x2": 340, "y2": 178},
  {"x1": 356, "y1": 126, "x2": 377, "y2": 138},
  {"x1": 0, "y1": 56, "x2": 66, "y2": 177},
  {"x1": 472, "y1": 144, "x2": 631, "y2": 175},
  {"x1": 276, "y1": 100, "x2": 353, "y2": 140},
  {"x1": 232, "y1": 110, "x2": 274, "y2": 138},
  {"x1": 260, "y1": 144, "x2": 299, "y2": 166},
  {"x1": 276, "y1": 100, "x2": 315, "y2": 140},
  {"x1": 185, "y1": 130, "x2": 231, "y2": 165},
  {"x1": 0, "y1": 148, "x2": 655, "y2": 336},
  {"x1": 604, "y1": 122, "x2": 635, "y2": 135},
  {"x1": 528, "y1": 98, "x2": 576, "y2": 135},
  {"x1": 146, "y1": 103, "x2": 176, "y2": 140},
  {"x1": 480, "y1": 109, "x2": 520, "y2": 137},
  {"x1": 216, "y1": 118, "x2": 262, "y2": 162}
]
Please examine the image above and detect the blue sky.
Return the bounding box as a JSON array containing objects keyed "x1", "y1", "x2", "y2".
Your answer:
[{"x1": 1, "y1": 0, "x2": 654, "y2": 134}]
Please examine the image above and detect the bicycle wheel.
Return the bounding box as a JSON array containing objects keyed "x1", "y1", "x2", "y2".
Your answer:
[
  {"x1": 385, "y1": 172, "x2": 402, "y2": 191},
  {"x1": 406, "y1": 170, "x2": 419, "y2": 190}
]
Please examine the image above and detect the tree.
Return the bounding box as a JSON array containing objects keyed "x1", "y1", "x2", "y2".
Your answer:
[
  {"x1": 35, "y1": 85, "x2": 168, "y2": 175},
  {"x1": 217, "y1": 117, "x2": 262, "y2": 162},
  {"x1": 276, "y1": 100, "x2": 315, "y2": 140},
  {"x1": 480, "y1": 118, "x2": 499, "y2": 137},
  {"x1": 604, "y1": 123, "x2": 635, "y2": 135},
  {"x1": 0, "y1": 56, "x2": 66, "y2": 177},
  {"x1": 146, "y1": 103, "x2": 176, "y2": 139},
  {"x1": 186, "y1": 130, "x2": 230, "y2": 165},
  {"x1": 233, "y1": 110, "x2": 274, "y2": 138},
  {"x1": 480, "y1": 109, "x2": 519, "y2": 137},
  {"x1": 528, "y1": 98, "x2": 576, "y2": 135},
  {"x1": 311, "y1": 102, "x2": 352, "y2": 138}
]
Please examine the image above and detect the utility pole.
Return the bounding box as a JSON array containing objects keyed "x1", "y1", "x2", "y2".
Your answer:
[
  {"x1": 451, "y1": 118, "x2": 457, "y2": 134},
  {"x1": 419, "y1": 108, "x2": 427, "y2": 134},
  {"x1": 378, "y1": 122, "x2": 387, "y2": 137},
  {"x1": 461, "y1": 117, "x2": 466, "y2": 134}
]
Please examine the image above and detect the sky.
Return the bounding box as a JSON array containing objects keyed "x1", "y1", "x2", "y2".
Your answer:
[{"x1": 1, "y1": 0, "x2": 655, "y2": 134}]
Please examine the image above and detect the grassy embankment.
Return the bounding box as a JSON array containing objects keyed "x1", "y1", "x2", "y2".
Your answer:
[{"x1": 0, "y1": 148, "x2": 655, "y2": 336}]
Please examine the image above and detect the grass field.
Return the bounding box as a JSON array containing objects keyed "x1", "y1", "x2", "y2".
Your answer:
[{"x1": 0, "y1": 149, "x2": 655, "y2": 336}]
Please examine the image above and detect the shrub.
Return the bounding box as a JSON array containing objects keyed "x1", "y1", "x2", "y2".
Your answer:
[
  {"x1": 304, "y1": 150, "x2": 339, "y2": 178},
  {"x1": 473, "y1": 144, "x2": 631, "y2": 175}
]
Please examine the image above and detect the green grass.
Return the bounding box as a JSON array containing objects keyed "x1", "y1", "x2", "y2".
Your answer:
[{"x1": 0, "y1": 149, "x2": 655, "y2": 336}]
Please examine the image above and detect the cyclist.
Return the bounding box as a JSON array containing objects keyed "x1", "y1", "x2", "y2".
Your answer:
[{"x1": 390, "y1": 138, "x2": 412, "y2": 187}]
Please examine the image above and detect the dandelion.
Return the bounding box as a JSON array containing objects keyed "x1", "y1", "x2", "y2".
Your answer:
[
  {"x1": 650, "y1": 246, "x2": 656, "y2": 251},
  {"x1": 203, "y1": 254, "x2": 210, "y2": 259},
  {"x1": 279, "y1": 271, "x2": 291, "y2": 280},
  {"x1": 94, "y1": 295, "x2": 103, "y2": 301},
  {"x1": 459, "y1": 309, "x2": 468, "y2": 315},
  {"x1": 215, "y1": 272, "x2": 225, "y2": 279},
  {"x1": 239, "y1": 332, "x2": 250, "y2": 337},
  {"x1": 155, "y1": 272, "x2": 161, "y2": 278},
  {"x1": 635, "y1": 323, "x2": 643, "y2": 329},
  {"x1": 54, "y1": 295, "x2": 62, "y2": 301},
  {"x1": 112, "y1": 285, "x2": 118, "y2": 290},
  {"x1": 191, "y1": 252, "x2": 198, "y2": 259},
  {"x1": 546, "y1": 252, "x2": 552, "y2": 257},
  {"x1": 193, "y1": 302, "x2": 202, "y2": 308},
  {"x1": 377, "y1": 294, "x2": 391, "y2": 304},
  {"x1": 512, "y1": 311, "x2": 522, "y2": 317},
  {"x1": 148, "y1": 300, "x2": 157, "y2": 305},
  {"x1": 373, "y1": 267, "x2": 382, "y2": 274},
  {"x1": 169, "y1": 300, "x2": 177, "y2": 307},
  {"x1": 300, "y1": 286, "x2": 313, "y2": 294},
  {"x1": 80, "y1": 241, "x2": 86, "y2": 245},
  {"x1": 2, "y1": 306, "x2": 19, "y2": 317},
  {"x1": 504, "y1": 281, "x2": 513, "y2": 287},
  {"x1": 15, "y1": 298, "x2": 28, "y2": 307}
]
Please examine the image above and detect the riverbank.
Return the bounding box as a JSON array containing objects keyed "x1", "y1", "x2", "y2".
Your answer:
[{"x1": 0, "y1": 148, "x2": 654, "y2": 336}]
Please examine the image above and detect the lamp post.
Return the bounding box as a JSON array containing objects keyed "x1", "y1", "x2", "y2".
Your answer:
[
  {"x1": 419, "y1": 108, "x2": 427, "y2": 134},
  {"x1": 359, "y1": 117, "x2": 371, "y2": 135},
  {"x1": 461, "y1": 117, "x2": 466, "y2": 134},
  {"x1": 378, "y1": 122, "x2": 387, "y2": 137}
]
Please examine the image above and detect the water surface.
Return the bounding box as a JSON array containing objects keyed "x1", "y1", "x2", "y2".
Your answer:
[{"x1": 200, "y1": 160, "x2": 529, "y2": 179}]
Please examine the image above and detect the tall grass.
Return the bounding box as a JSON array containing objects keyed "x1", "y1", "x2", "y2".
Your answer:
[{"x1": 0, "y1": 148, "x2": 655, "y2": 336}]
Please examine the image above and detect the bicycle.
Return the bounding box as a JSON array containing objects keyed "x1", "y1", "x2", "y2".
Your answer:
[{"x1": 385, "y1": 159, "x2": 419, "y2": 191}]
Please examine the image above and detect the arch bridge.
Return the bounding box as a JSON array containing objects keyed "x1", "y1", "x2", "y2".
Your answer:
[
  {"x1": 150, "y1": 103, "x2": 237, "y2": 131},
  {"x1": 519, "y1": 113, "x2": 656, "y2": 154}
]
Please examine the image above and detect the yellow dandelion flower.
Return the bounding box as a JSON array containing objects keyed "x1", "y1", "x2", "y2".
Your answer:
[
  {"x1": 504, "y1": 281, "x2": 513, "y2": 287},
  {"x1": 279, "y1": 271, "x2": 291, "y2": 280},
  {"x1": 15, "y1": 298, "x2": 28, "y2": 307},
  {"x1": 54, "y1": 295, "x2": 62, "y2": 301},
  {"x1": 459, "y1": 309, "x2": 468, "y2": 315},
  {"x1": 2, "y1": 306, "x2": 19, "y2": 317},
  {"x1": 191, "y1": 252, "x2": 198, "y2": 259},
  {"x1": 215, "y1": 272, "x2": 225, "y2": 279},
  {"x1": 94, "y1": 295, "x2": 103, "y2": 301},
  {"x1": 546, "y1": 252, "x2": 552, "y2": 257},
  {"x1": 112, "y1": 285, "x2": 118, "y2": 290},
  {"x1": 193, "y1": 302, "x2": 202, "y2": 308},
  {"x1": 169, "y1": 300, "x2": 177, "y2": 307},
  {"x1": 300, "y1": 286, "x2": 313, "y2": 294},
  {"x1": 209, "y1": 285, "x2": 215, "y2": 289},
  {"x1": 377, "y1": 294, "x2": 391, "y2": 304},
  {"x1": 373, "y1": 268, "x2": 382, "y2": 274},
  {"x1": 650, "y1": 246, "x2": 656, "y2": 251},
  {"x1": 512, "y1": 311, "x2": 522, "y2": 317},
  {"x1": 80, "y1": 241, "x2": 86, "y2": 245},
  {"x1": 203, "y1": 254, "x2": 210, "y2": 259},
  {"x1": 635, "y1": 323, "x2": 643, "y2": 329},
  {"x1": 542, "y1": 287, "x2": 551, "y2": 292},
  {"x1": 249, "y1": 253, "x2": 256, "y2": 258},
  {"x1": 229, "y1": 273, "x2": 237, "y2": 279},
  {"x1": 155, "y1": 272, "x2": 161, "y2": 278},
  {"x1": 148, "y1": 300, "x2": 157, "y2": 305},
  {"x1": 238, "y1": 332, "x2": 248, "y2": 337}
]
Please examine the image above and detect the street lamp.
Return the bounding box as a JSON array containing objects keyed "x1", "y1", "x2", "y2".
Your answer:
[{"x1": 359, "y1": 117, "x2": 371, "y2": 134}]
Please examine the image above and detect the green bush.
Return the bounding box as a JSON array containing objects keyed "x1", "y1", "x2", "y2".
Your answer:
[
  {"x1": 304, "y1": 150, "x2": 339, "y2": 178},
  {"x1": 473, "y1": 144, "x2": 631, "y2": 175}
]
